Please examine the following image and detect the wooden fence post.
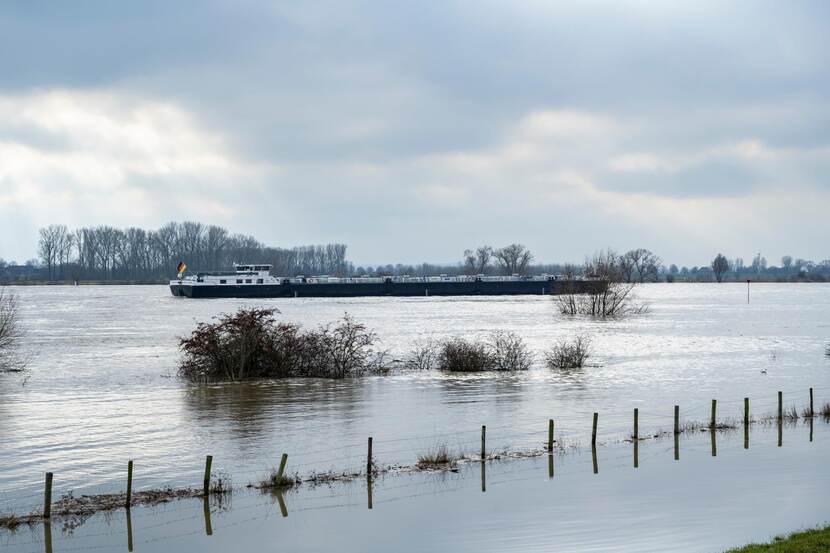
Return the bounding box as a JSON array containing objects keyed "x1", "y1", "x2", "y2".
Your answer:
[
  {"x1": 481, "y1": 425, "x2": 486, "y2": 460},
  {"x1": 744, "y1": 398, "x2": 749, "y2": 426},
  {"x1": 674, "y1": 405, "x2": 680, "y2": 435},
  {"x1": 367, "y1": 437, "x2": 373, "y2": 475},
  {"x1": 43, "y1": 472, "x2": 53, "y2": 519},
  {"x1": 203, "y1": 455, "x2": 212, "y2": 496},
  {"x1": 778, "y1": 391, "x2": 783, "y2": 422},
  {"x1": 276, "y1": 453, "x2": 288, "y2": 481},
  {"x1": 710, "y1": 399, "x2": 717, "y2": 429},
  {"x1": 126, "y1": 460, "x2": 133, "y2": 509},
  {"x1": 548, "y1": 419, "x2": 554, "y2": 452},
  {"x1": 592, "y1": 412, "x2": 598, "y2": 446}
]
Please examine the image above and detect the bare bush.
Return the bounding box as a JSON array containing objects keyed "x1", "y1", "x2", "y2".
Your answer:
[
  {"x1": 179, "y1": 309, "x2": 383, "y2": 381},
  {"x1": 0, "y1": 287, "x2": 22, "y2": 371},
  {"x1": 559, "y1": 281, "x2": 647, "y2": 318},
  {"x1": 297, "y1": 314, "x2": 380, "y2": 378},
  {"x1": 437, "y1": 337, "x2": 494, "y2": 372},
  {"x1": 487, "y1": 331, "x2": 533, "y2": 371},
  {"x1": 405, "y1": 338, "x2": 439, "y2": 371},
  {"x1": 545, "y1": 335, "x2": 591, "y2": 369},
  {"x1": 433, "y1": 333, "x2": 532, "y2": 372}
]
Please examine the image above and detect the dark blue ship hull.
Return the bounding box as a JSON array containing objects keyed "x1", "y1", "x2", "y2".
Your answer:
[{"x1": 170, "y1": 280, "x2": 604, "y2": 298}]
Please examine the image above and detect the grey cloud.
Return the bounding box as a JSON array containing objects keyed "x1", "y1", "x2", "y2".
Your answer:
[{"x1": 1, "y1": 1, "x2": 829, "y2": 264}]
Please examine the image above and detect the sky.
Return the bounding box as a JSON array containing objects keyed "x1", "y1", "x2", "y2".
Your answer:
[{"x1": 1, "y1": 0, "x2": 829, "y2": 267}]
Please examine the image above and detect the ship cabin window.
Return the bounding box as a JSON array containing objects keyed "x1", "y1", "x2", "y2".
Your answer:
[
  {"x1": 219, "y1": 279, "x2": 227, "y2": 284},
  {"x1": 257, "y1": 278, "x2": 263, "y2": 284},
  {"x1": 236, "y1": 279, "x2": 243, "y2": 284},
  {"x1": 246, "y1": 279, "x2": 252, "y2": 284}
]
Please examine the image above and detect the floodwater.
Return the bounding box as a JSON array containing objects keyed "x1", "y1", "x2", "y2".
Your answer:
[{"x1": 1, "y1": 283, "x2": 829, "y2": 551}]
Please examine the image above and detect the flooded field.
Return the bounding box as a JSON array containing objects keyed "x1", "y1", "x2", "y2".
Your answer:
[
  {"x1": 1, "y1": 283, "x2": 829, "y2": 551},
  {"x1": 2, "y1": 424, "x2": 828, "y2": 553}
]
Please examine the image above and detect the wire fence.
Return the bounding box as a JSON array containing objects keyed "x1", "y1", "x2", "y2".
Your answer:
[
  {"x1": 0, "y1": 383, "x2": 827, "y2": 546},
  {"x1": 2, "y1": 419, "x2": 824, "y2": 553}
]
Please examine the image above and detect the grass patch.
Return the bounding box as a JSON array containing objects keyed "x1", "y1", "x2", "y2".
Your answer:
[
  {"x1": 0, "y1": 512, "x2": 24, "y2": 531},
  {"x1": 821, "y1": 403, "x2": 830, "y2": 420},
  {"x1": 258, "y1": 470, "x2": 299, "y2": 491},
  {"x1": 416, "y1": 444, "x2": 458, "y2": 468},
  {"x1": 782, "y1": 405, "x2": 799, "y2": 423},
  {"x1": 725, "y1": 525, "x2": 830, "y2": 552}
]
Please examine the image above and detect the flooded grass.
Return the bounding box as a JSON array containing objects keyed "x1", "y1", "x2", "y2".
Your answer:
[
  {"x1": 417, "y1": 444, "x2": 459, "y2": 469},
  {"x1": 0, "y1": 512, "x2": 25, "y2": 531},
  {"x1": 782, "y1": 406, "x2": 800, "y2": 423},
  {"x1": 254, "y1": 470, "x2": 300, "y2": 491}
]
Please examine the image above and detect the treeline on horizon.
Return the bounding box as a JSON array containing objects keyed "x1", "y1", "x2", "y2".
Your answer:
[
  {"x1": 0, "y1": 222, "x2": 829, "y2": 283},
  {"x1": 2, "y1": 222, "x2": 348, "y2": 282}
]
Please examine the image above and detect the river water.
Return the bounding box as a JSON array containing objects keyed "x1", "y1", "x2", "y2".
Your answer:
[{"x1": 1, "y1": 283, "x2": 829, "y2": 551}]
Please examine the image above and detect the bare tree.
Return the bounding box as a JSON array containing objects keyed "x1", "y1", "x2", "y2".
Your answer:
[
  {"x1": 493, "y1": 244, "x2": 533, "y2": 275},
  {"x1": 463, "y1": 250, "x2": 477, "y2": 274},
  {"x1": 620, "y1": 248, "x2": 661, "y2": 283},
  {"x1": 711, "y1": 253, "x2": 730, "y2": 283},
  {"x1": 557, "y1": 249, "x2": 646, "y2": 318},
  {"x1": 0, "y1": 286, "x2": 21, "y2": 371},
  {"x1": 38, "y1": 225, "x2": 64, "y2": 280},
  {"x1": 463, "y1": 246, "x2": 493, "y2": 274}
]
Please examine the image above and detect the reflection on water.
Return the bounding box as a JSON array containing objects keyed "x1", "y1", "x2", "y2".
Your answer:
[{"x1": 4, "y1": 424, "x2": 828, "y2": 553}]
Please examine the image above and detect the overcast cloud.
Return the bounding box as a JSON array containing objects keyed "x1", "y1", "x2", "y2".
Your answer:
[{"x1": 1, "y1": 0, "x2": 828, "y2": 266}]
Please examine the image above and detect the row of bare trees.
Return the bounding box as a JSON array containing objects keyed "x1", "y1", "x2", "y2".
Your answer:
[
  {"x1": 36, "y1": 223, "x2": 350, "y2": 281},
  {"x1": 462, "y1": 244, "x2": 534, "y2": 275}
]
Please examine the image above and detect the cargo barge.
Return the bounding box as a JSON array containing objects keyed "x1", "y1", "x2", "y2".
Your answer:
[{"x1": 169, "y1": 264, "x2": 605, "y2": 298}]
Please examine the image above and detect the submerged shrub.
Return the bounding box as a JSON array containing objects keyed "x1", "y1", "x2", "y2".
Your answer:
[
  {"x1": 433, "y1": 332, "x2": 532, "y2": 372},
  {"x1": 488, "y1": 331, "x2": 533, "y2": 371},
  {"x1": 545, "y1": 334, "x2": 591, "y2": 369},
  {"x1": 179, "y1": 309, "x2": 383, "y2": 382},
  {"x1": 556, "y1": 281, "x2": 647, "y2": 318},
  {"x1": 437, "y1": 337, "x2": 494, "y2": 372},
  {"x1": 405, "y1": 338, "x2": 439, "y2": 371}
]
